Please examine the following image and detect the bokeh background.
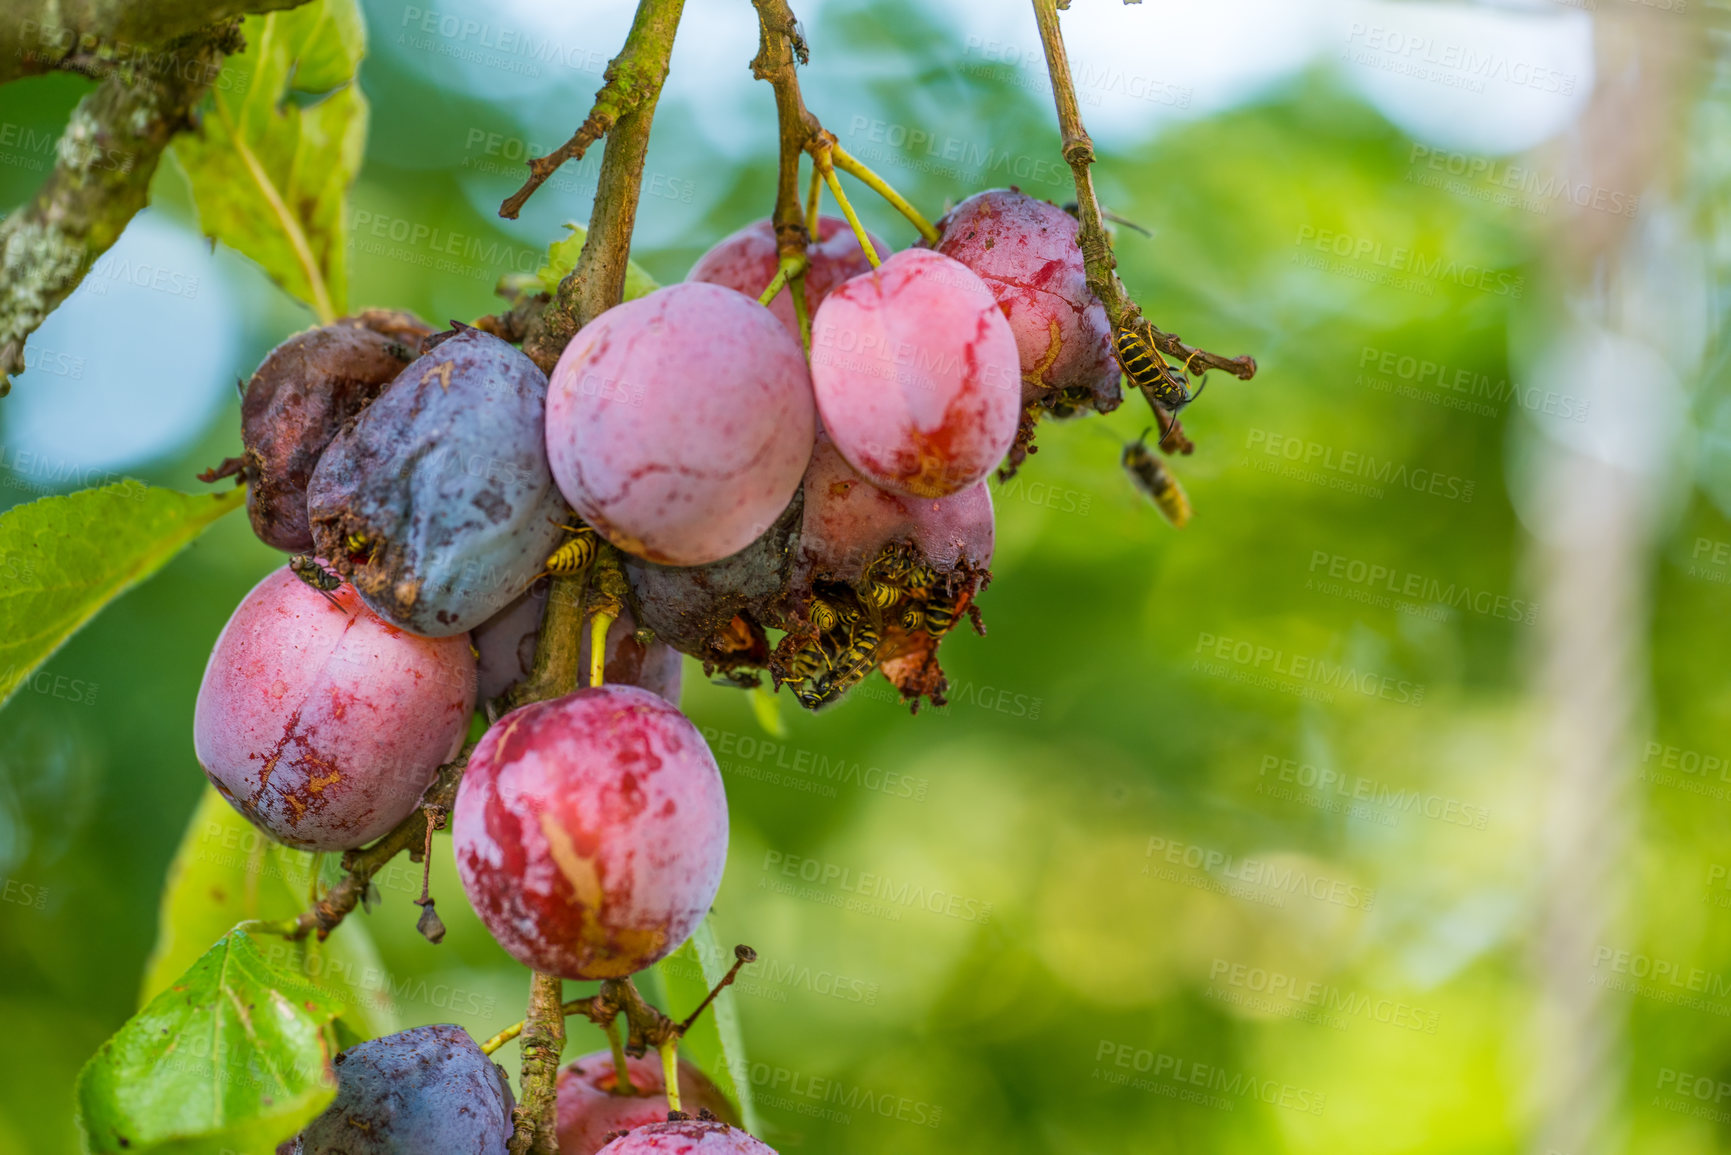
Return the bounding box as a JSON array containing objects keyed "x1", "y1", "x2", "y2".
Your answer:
[{"x1": 1, "y1": 0, "x2": 1724, "y2": 1151}]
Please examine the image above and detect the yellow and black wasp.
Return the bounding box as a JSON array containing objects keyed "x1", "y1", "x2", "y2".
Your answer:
[
  {"x1": 540, "y1": 521, "x2": 598, "y2": 579},
  {"x1": 1113, "y1": 322, "x2": 1206, "y2": 415},
  {"x1": 289, "y1": 554, "x2": 346, "y2": 609},
  {"x1": 781, "y1": 586, "x2": 885, "y2": 709},
  {"x1": 1122, "y1": 430, "x2": 1191, "y2": 528}
]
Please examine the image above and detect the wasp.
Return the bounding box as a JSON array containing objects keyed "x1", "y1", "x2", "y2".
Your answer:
[
  {"x1": 793, "y1": 618, "x2": 882, "y2": 710},
  {"x1": 861, "y1": 579, "x2": 902, "y2": 610},
  {"x1": 541, "y1": 522, "x2": 597, "y2": 578},
  {"x1": 1113, "y1": 323, "x2": 1203, "y2": 414},
  {"x1": 923, "y1": 595, "x2": 959, "y2": 637},
  {"x1": 289, "y1": 555, "x2": 346, "y2": 608},
  {"x1": 344, "y1": 532, "x2": 378, "y2": 565},
  {"x1": 1122, "y1": 431, "x2": 1192, "y2": 528},
  {"x1": 897, "y1": 602, "x2": 925, "y2": 634}
]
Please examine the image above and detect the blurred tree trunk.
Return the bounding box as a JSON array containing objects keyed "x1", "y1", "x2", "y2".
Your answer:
[{"x1": 1524, "y1": 10, "x2": 1705, "y2": 1155}]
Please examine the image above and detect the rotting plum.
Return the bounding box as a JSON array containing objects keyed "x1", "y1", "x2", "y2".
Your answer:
[
  {"x1": 279, "y1": 1024, "x2": 513, "y2": 1155},
  {"x1": 557, "y1": 1051, "x2": 737, "y2": 1155},
  {"x1": 596, "y1": 1118, "x2": 777, "y2": 1154},
  {"x1": 193, "y1": 565, "x2": 475, "y2": 851},
  {"x1": 227, "y1": 313, "x2": 431, "y2": 552},
  {"x1": 809, "y1": 248, "x2": 1019, "y2": 499},
  {"x1": 452, "y1": 684, "x2": 727, "y2": 979},
  {"x1": 774, "y1": 435, "x2": 994, "y2": 711},
  {"x1": 933, "y1": 188, "x2": 1119, "y2": 411},
  {"x1": 545, "y1": 282, "x2": 816, "y2": 567},
  {"x1": 623, "y1": 489, "x2": 802, "y2": 675},
  {"x1": 307, "y1": 327, "x2": 566, "y2": 637},
  {"x1": 473, "y1": 587, "x2": 683, "y2": 706},
  {"x1": 687, "y1": 216, "x2": 887, "y2": 341},
  {"x1": 795, "y1": 434, "x2": 994, "y2": 589}
]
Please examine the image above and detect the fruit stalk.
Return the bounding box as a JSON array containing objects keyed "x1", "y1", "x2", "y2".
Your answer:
[{"x1": 1028, "y1": 0, "x2": 1256, "y2": 385}]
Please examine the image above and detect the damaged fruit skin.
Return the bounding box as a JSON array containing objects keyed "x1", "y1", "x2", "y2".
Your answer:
[
  {"x1": 687, "y1": 216, "x2": 887, "y2": 341},
  {"x1": 238, "y1": 314, "x2": 431, "y2": 552},
  {"x1": 596, "y1": 1119, "x2": 777, "y2": 1154},
  {"x1": 624, "y1": 490, "x2": 802, "y2": 670},
  {"x1": 545, "y1": 282, "x2": 816, "y2": 567},
  {"x1": 556, "y1": 1051, "x2": 737, "y2": 1155},
  {"x1": 933, "y1": 188, "x2": 1119, "y2": 410},
  {"x1": 452, "y1": 685, "x2": 727, "y2": 980},
  {"x1": 796, "y1": 435, "x2": 993, "y2": 590},
  {"x1": 193, "y1": 565, "x2": 475, "y2": 851},
  {"x1": 280, "y1": 1024, "x2": 513, "y2": 1154},
  {"x1": 474, "y1": 587, "x2": 683, "y2": 706},
  {"x1": 307, "y1": 328, "x2": 566, "y2": 637}
]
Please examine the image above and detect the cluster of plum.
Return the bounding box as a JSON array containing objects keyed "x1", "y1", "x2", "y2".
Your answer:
[{"x1": 190, "y1": 187, "x2": 1125, "y2": 1152}]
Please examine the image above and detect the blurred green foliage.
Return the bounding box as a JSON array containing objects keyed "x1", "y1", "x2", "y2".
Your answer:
[{"x1": 1, "y1": 1, "x2": 1726, "y2": 1153}]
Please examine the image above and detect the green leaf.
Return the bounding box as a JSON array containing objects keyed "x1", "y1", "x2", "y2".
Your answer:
[
  {"x1": 143, "y1": 785, "x2": 400, "y2": 1041},
  {"x1": 172, "y1": 0, "x2": 369, "y2": 321},
  {"x1": 77, "y1": 929, "x2": 344, "y2": 1155},
  {"x1": 536, "y1": 222, "x2": 661, "y2": 301},
  {"x1": 652, "y1": 918, "x2": 758, "y2": 1133},
  {"x1": 0, "y1": 483, "x2": 244, "y2": 713}
]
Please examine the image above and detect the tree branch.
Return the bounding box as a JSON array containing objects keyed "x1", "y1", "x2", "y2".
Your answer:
[
  {"x1": 1029, "y1": 0, "x2": 1256, "y2": 419},
  {"x1": 0, "y1": 0, "x2": 299, "y2": 85},
  {"x1": 0, "y1": 21, "x2": 241, "y2": 394},
  {"x1": 750, "y1": 0, "x2": 821, "y2": 263},
  {"x1": 521, "y1": 0, "x2": 686, "y2": 372},
  {"x1": 508, "y1": 972, "x2": 567, "y2": 1155}
]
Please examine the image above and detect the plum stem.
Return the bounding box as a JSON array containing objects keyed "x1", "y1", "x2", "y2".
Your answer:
[
  {"x1": 604, "y1": 1015, "x2": 639, "y2": 1095},
  {"x1": 805, "y1": 161, "x2": 823, "y2": 235},
  {"x1": 658, "y1": 1039, "x2": 683, "y2": 1114},
  {"x1": 815, "y1": 150, "x2": 880, "y2": 269},
  {"x1": 829, "y1": 144, "x2": 939, "y2": 245},
  {"x1": 589, "y1": 611, "x2": 616, "y2": 688},
  {"x1": 789, "y1": 266, "x2": 813, "y2": 357},
  {"x1": 756, "y1": 251, "x2": 808, "y2": 309},
  {"x1": 306, "y1": 851, "x2": 324, "y2": 909}
]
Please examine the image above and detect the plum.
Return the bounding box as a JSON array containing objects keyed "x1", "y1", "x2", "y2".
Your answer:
[
  {"x1": 809, "y1": 249, "x2": 1020, "y2": 498},
  {"x1": 596, "y1": 1118, "x2": 776, "y2": 1154},
  {"x1": 933, "y1": 188, "x2": 1119, "y2": 411},
  {"x1": 623, "y1": 490, "x2": 802, "y2": 674},
  {"x1": 545, "y1": 283, "x2": 816, "y2": 567},
  {"x1": 280, "y1": 1024, "x2": 513, "y2": 1154},
  {"x1": 307, "y1": 328, "x2": 566, "y2": 637},
  {"x1": 687, "y1": 216, "x2": 887, "y2": 340},
  {"x1": 452, "y1": 685, "x2": 727, "y2": 979},
  {"x1": 557, "y1": 1051, "x2": 736, "y2": 1155},
  {"x1": 193, "y1": 565, "x2": 475, "y2": 851},
  {"x1": 230, "y1": 314, "x2": 430, "y2": 552}
]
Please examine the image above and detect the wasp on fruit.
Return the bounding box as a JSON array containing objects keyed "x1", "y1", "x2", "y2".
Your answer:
[
  {"x1": 541, "y1": 521, "x2": 598, "y2": 578},
  {"x1": 1113, "y1": 322, "x2": 1203, "y2": 412},
  {"x1": 1122, "y1": 430, "x2": 1192, "y2": 528},
  {"x1": 289, "y1": 555, "x2": 346, "y2": 608}
]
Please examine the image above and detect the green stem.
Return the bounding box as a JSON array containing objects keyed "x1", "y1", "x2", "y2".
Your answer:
[
  {"x1": 604, "y1": 1015, "x2": 638, "y2": 1095},
  {"x1": 658, "y1": 1038, "x2": 682, "y2": 1113},
  {"x1": 830, "y1": 143, "x2": 938, "y2": 244},
  {"x1": 817, "y1": 156, "x2": 879, "y2": 268},
  {"x1": 805, "y1": 161, "x2": 823, "y2": 233},
  {"x1": 589, "y1": 611, "x2": 615, "y2": 688}
]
